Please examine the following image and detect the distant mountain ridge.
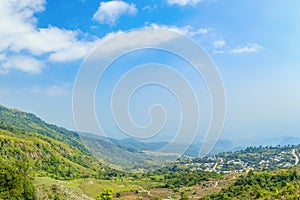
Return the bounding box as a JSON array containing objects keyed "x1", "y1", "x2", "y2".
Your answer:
[
  {"x1": 250, "y1": 136, "x2": 300, "y2": 147},
  {"x1": 107, "y1": 136, "x2": 300, "y2": 158},
  {"x1": 0, "y1": 105, "x2": 166, "y2": 172},
  {"x1": 106, "y1": 137, "x2": 241, "y2": 157},
  {"x1": 1, "y1": 104, "x2": 299, "y2": 175},
  {"x1": 79, "y1": 132, "x2": 166, "y2": 171}
]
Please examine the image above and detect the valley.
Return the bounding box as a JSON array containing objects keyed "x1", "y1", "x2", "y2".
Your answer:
[
  {"x1": 1, "y1": 104, "x2": 300, "y2": 200},
  {"x1": 1, "y1": 0, "x2": 298, "y2": 199}
]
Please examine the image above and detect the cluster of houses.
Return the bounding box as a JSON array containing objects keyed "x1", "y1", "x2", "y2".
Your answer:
[{"x1": 182, "y1": 148, "x2": 298, "y2": 174}]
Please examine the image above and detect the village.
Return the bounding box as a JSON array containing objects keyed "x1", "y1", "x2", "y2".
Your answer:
[{"x1": 181, "y1": 147, "x2": 299, "y2": 174}]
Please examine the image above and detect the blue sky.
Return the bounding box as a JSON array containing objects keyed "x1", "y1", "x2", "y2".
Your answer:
[{"x1": 0, "y1": 0, "x2": 300, "y2": 143}]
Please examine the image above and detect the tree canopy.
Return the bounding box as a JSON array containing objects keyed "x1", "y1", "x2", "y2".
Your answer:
[{"x1": 0, "y1": 158, "x2": 36, "y2": 200}]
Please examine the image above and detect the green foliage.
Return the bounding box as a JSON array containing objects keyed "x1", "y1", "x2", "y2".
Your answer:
[
  {"x1": 179, "y1": 191, "x2": 189, "y2": 200},
  {"x1": 164, "y1": 170, "x2": 221, "y2": 188},
  {"x1": 0, "y1": 105, "x2": 87, "y2": 152},
  {"x1": 201, "y1": 169, "x2": 300, "y2": 199},
  {"x1": 148, "y1": 165, "x2": 222, "y2": 189},
  {"x1": 97, "y1": 188, "x2": 113, "y2": 200},
  {"x1": 0, "y1": 105, "x2": 164, "y2": 173},
  {"x1": 0, "y1": 158, "x2": 36, "y2": 200},
  {"x1": 0, "y1": 105, "x2": 120, "y2": 180}
]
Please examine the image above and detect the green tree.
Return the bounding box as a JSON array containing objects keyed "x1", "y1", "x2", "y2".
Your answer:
[
  {"x1": 0, "y1": 158, "x2": 36, "y2": 200},
  {"x1": 97, "y1": 188, "x2": 113, "y2": 200}
]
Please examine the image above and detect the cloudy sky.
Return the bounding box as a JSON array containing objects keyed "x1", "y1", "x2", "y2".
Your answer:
[{"x1": 0, "y1": 0, "x2": 300, "y2": 143}]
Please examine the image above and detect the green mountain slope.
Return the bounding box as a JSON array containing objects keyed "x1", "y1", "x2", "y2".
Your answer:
[
  {"x1": 80, "y1": 132, "x2": 165, "y2": 172},
  {"x1": 0, "y1": 105, "x2": 86, "y2": 152},
  {"x1": 200, "y1": 169, "x2": 300, "y2": 199},
  {"x1": 0, "y1": 104, "x2": 165, "y2": 174},
  {"x1": 0, "y1": 105, "x2": 117, "y2": 180}
]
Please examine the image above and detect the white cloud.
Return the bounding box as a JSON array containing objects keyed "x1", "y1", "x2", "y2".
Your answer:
[
  {"x1": 189, "y1": 28, "x2": 209, "y2": 36},
  {"x1": 0, "y1": 0, "x2": 98, "y2": 74},
  {"x1": 143, "y1": 5, "x2": 158, "y2": 12},
  {"x1": 148, "y1": 23, "x2": 185, "y2": 33},
  {"x1": 146, "y1": 24, "x2": 260, "y2": 56},
  {"x1": 147, "y1": 23, "x2": 209, "y2": 37},
  {"x1": 48, "y1": 39, "x2": 98, "y2": 62},
  {"x1": 167, "y1": 0, "x2": 203, "y2": 6},
  {"x1": 91, "y1": 29, "x2": 179, "y2": 57},
  {"x1": 213, "y1": 39, "x2": 226, "y2": 48},
  {"x1": 32, "y1": 84, "x2": 70, "y2": 97},
  {"x1": 230, "y1": 43, "x2": 262, "y2": 54},
  {"x1": 93, "y1": 1, "x2": 137, "y2": 24},
  {"x1": 91, "y1": 25, "x2": 212, "y2": 61},
  {"x1": 1, "y1": 56, "x2": 43, "y2": 74}
]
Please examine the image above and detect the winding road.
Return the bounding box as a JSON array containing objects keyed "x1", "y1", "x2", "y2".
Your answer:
[
  {"x1": 292, "y1": 149, "x2": 299, "y2": 166},
  {"x1": 212, "y1": 161, "x2": 218, "y2": 171}
]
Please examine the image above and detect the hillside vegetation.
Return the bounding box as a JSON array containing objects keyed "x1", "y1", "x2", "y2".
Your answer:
[
  {"x1": 2, "y1": 104, "x2": 300, "y2": 200},
  {"x1": 0, "y1": 105, "x2": 118, "y2": 180},
  {"x1": 201, "y1": 169, "x2": 300, "y2": 200}
]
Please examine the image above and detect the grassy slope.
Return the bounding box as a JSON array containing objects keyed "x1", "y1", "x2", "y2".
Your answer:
[
  {"x1": 34, "y1": 177, "x2": 140, "y2": 199},
  {"x1": 0, "y1": 105, "x2": 86, "y2": 152},
  {"x1": 0, "y1": 105, "x2": 165, "y2": 172},
  {"x1": 0, "y1": 128, "x2": 106, "y2": 179},
  {"x1": 0, "y1": 105, "x2": 118, "y2": 180}
]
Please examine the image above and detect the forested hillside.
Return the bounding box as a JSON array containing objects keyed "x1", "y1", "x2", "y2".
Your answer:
[{"x1": 0, "y1": 105, "x2": 119, "y2": 180}]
